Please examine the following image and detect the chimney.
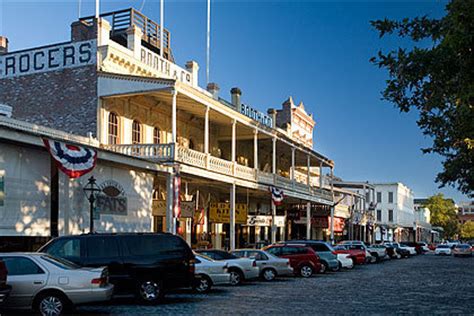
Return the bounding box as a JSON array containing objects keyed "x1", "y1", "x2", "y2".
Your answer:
[
  {"x1": 206, "y1": 82, "x2": 220, "y2": 100},
  {"x1": 0, "y1": 36, "x2": 8, "y2": 55},
  {"x1": 185, "y1": 61, "x2": 199, "y2": 87},
  {"x1": 230, "y1": 87, "x2": 242, "y2": 109},
  {"x1": 267, "y1": 108, "x2": 277, "y2": 128}
]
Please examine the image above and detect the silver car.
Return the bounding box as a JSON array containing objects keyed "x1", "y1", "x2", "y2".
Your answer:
[
  {"x1": 194, "y1": 254, "x2": 231, "y2": 293},
  {"x1": 231, "y1": 249, "x2": 293, "y2": 281},
  {"x1": 0, "y1": 253, "x2": 113, "y2": 316}
]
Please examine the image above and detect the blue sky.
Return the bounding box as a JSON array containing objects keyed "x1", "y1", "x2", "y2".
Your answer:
[{"x1": 0, "y1": 0, "x2": 468, "y2": 202}]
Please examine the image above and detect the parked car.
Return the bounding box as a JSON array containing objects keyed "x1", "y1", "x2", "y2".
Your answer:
[
  {"x1": 392, "y1": 243, "x2": 417, "y2": 256},
  {"x1": 334, "y1": 244, "x2": 366, "y2": 265},
  {"x1": 336, "y1": 253, "x2": 354, "y2": 269},
  {"x1": 283, "y1": 240, "x2": 339, "y2": 272},
  {"x1": 263, "y1": 244, "x2": 321, "y2": 278},
  {"x1": 401, "y1": 242, "x2": 423, "y2": 255},
  {"x1": 435, "y1": 244, "x2": 452, "y2": 256},
  {"x1": 231, "y1": 249, "x2": 293, "y2": 281},
  {"x1": 383, "y1": 244, "x2": 400, "y2": 259},
  {"x1": 193, "y1": 254, "x2": 230, "y2": 293},
  {"x1": 366, "y1": 244, "x2": 388, "y2": 262},
  {"x1": 428, "y1": 243, "x2": 438, "y2": 251},
  {"x1": 39, "y1": 233, "x2": 195, "y2": 303},
  {"x1": 0, "y1": 259, "x2": 11, "y2": 305},
  {"x1": 417, "y1": 242, "x2": 430, "y2": 252},
  {"x1": 0, "y1": 253, "x2": 113, "y2": 316},
  {"x1": 195, "y1": 249, "x2": 259, "y2": 285},
  {"x1": 384, "y1": 243, "x2": 410, "y2": 258},
  {"x1": 452, "y1": 244, "x2": 473, "y2": 257}
]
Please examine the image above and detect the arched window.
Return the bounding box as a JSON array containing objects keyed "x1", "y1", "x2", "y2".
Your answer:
[
  {"x1": 132, "y1": 120, "x2": 141, "y2": 144},
  {"x1": 108, "y1": 112, "x2": 119, "y2": 144},
  {"x1": 153, "y1": 127, "x2": 161, "y2": 144}
]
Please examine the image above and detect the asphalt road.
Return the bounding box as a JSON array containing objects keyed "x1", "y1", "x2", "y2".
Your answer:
[{"x1": 72, "y1": 253, "x2": 474, "y2": 315}]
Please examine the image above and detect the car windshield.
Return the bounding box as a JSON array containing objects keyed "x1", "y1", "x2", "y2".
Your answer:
[
  {"x1": 196, "y1": 254, "x2": 214, "y2": 261},
  {"x1": 41, "y1": 254, "x2": 80, "y2": 270},
  {"x1": 456, "y1": 245, "x2": 469, "y2": 249},
  {"x1": 437, "y1": 245, "x2": 449, "y2": 248}
]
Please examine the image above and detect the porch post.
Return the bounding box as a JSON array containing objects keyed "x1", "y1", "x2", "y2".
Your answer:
[
  {"x1": 253, "y1": 129, "x2": 258, "y2": 171},
  {"x1": 291, "y1": 146, "x2": 296, "y2": 181},
  {"x1": 231, "y1": 119, "x2": 236, "y2": 175},
  {"x1": 171, "y1": 88, "x2": 177, "y2": 143},
  {"x1": 330, "y1": 167, "x2": 335, "y2": 243},
  {"x1": 307, "y1": 155, "x2": 311, "y2": 187},
  {"x1": 204, "y1": 106, "x2": 210, "y2": 167},
  {"x1": 271, "y1": 202, "x2": 276, "y2": 244},
  {"x1": 319, "y1": 161, "x2": 323, "y2": 188},
  {"x1": 230, "y1": 182, "x2": 236, "y2": 251},
  {"x1": 306, "y1": 202, "x2": 311, "y2": 239},
  {"x1": 272, "y1": 137, "x2": 277, "y2": 175},
  {"x1": 166, "y1": 171, "x2": 174, "y2": 234}
]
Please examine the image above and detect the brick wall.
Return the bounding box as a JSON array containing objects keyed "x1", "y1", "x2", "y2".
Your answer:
[{"x1": 0, "y1": 65, "x2": 98, "y2": 137}]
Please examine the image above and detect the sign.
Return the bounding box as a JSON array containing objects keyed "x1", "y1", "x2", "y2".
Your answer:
[
  {"x1": 246, "y1": 215, "x2": 272, "y2": 227},
  {"x1": 96, "y1": 180, "x2": 127, "y2": 216},
  {"x1": 209, "y1": 203, "x2": 248, "y2": 224},
  {"x1": 239, "y1": 104, "x2": 273, "y2": 128},
  {"x1": 152, "y1": 200, "x2": 166, "y2": 216},
  {"x1": 328, "y1": 216, "x2": 345, "y2": 233},
  {"x1": 0, "y1": 40, "x2": 96, "y2": 79},
  {"x1": 140, "y1": 46, "x2": 193, "y2": 85},
  {"x1": 181, "y1": 201, "x2": 195, "y2": 218},
  {"x1": 312, "y1": 216, "x2": 329, "y2": 228}
]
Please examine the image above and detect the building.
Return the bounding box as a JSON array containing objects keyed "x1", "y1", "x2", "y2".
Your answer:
[
  {"x1": 0, "y1": 8, "x2": 337, "y2": 250},
  {"x1": 372, "y1": 183, "x2": 415, "y2": 242},
  {"x1": 413, "y1": 199, "x2": 433, "y2": 242},
  {"x1": 458, "y1": 201, "x2": 474, "y2": 225}
]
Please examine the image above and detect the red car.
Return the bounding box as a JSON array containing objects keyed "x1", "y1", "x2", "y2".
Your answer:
[
  {"x1": 0, "y1": 259, "x2": 11, "y2": 305},
  {"x1": 334, "y1": 244, "x2": 366, "y2": 265},
  {"x1": 263, "y1": 244, "x2": 321, "y2": 278}
]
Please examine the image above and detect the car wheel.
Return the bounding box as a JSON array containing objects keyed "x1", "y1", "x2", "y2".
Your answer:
[
  {"x1": 194, "y1": 275, "x2": 212, "y2": 293},
  {"x1": 299, "y1": 265, "x2": 313, "y2": 278},
  {"x1": 261, "y1": 268, "x2": 277, "y2": 281},
  {"x1": 331, "y1": 263, "x2": 340, "y2": 272},
  {"x1": 319, "y1": 262, "x2": 328, "y2": 274},
  {"x1": 138, "y1": 280, "x2": 163, "y2": 303},
  {"x1": 229, "y1": 269, "x2": 243, "y2": 286},
  {"x1": 35, "y1": 292, "x2": 67, "y2": 316}
]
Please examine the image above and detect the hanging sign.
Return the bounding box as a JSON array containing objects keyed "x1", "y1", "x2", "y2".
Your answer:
[
  {"x1": 152, "y1": 200, "x2": 166, "y2": 216},
  {"x1": 173, "y1": 173, "x2": 181, "y2": 218},
  {"x1": 181, "y1": 201, "x2": 195, "y2": 218},
  {"x1": 43, "y1": 138, "x2": 97, "y2": 178},
  {"x1": 209, "y1": 203, "x2": 248, "y2": 224}
]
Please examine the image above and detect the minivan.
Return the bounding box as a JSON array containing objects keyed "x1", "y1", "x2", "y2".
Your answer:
[{"x1": 39, "y1": 233, "x2": 195, "y2": 303}]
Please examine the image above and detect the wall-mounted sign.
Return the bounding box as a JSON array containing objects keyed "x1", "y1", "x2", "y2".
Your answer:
[
  {"x1": 209, "y1": 203, "x2": 248, "y2": 224},
  {"x1": 152, "y1": 200, "x2": 166, "y2": 216},
  {"x1": 0, "y1": 40, "x2": 96, "y2": 79},
  {"x1": 152, "y1": 200, "x2": 196, "y2": 218},
  {"x1": 140, "y1": 46, "x2": 193, "y2": 86},
  {"x1": 96, "y1": 180, "x2": 127, "y2": 216},
  {"x1": 246, "y1": 215, "x2": 271, "y2": 227},
  {"x1": 238, "y1": 104, "x2": 273, "y2": 128}
]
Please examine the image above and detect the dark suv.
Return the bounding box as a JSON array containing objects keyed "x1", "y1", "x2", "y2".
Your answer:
[{"x1": 39, "y1": 233, "x2": 195, "y2": 303}]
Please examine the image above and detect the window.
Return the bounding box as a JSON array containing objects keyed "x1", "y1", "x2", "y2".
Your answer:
[
  {"x1": 87, "y1": 237, "x2": 120, "y2": 258},
  {"x1": 132, "y1": 120, "x2": 142, "y2": 144},
  {"x1": 153, "y1": 127, "x2": 161, "y2": 144},
  {"x1": 122, "y1": 235, "x2": 187, "y2": 256},
  {"x1": 47, "y1": 238, "x2": 81, "y2": 260},
  {"x1": 388, "y1": 192, "x2": 394, "y2": 204},
  {"x1": 388, "y1": 209, "x2": 394, "y2": 222},
  {"x1": 248, "y1": 251, "x2": 268, "y2": 261},
  {"x1": 377, "y1": 210, "x2": 382, "y2": 221},
  {"x1": 108, "y1": 112, "x2": 119, "y2": 144},
  {"x1": 310, "y1": 243, "x2": 329, "y2": 252},
  {"x1": 376, "y1": 192, "x2": 382, "y2": 203},
  {"x1": 266, "y1": 247, "x2": 281, "y2": 256},
  {"x1": 1, "y1": 257, "x2": 44, "y2": 275}
]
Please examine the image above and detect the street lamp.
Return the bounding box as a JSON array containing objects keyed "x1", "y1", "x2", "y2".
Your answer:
[{"x1": 83, "y1": 176, "x2": 101, "y2": 233}]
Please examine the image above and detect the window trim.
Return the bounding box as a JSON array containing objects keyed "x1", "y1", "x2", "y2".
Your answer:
[
  {"x1": 132, "y1": 119, "x2": 142, "y2": 144},
  {"x1": 108, "y1": 112, "x2": 120, "y2": 145}
]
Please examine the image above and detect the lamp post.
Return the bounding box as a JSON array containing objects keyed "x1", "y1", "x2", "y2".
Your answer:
[{"x1": 83, "y1": 176, "x2": 101, "y2": 233}]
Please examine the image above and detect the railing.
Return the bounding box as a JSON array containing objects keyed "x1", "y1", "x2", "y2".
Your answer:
[
  {"x1": 235, "y1": 164, "x2": 256, "y2": 181},
  {"x1": 294, "y1": 170, "x2": 309, "y2": 185},
  {"x1": 259, "y1": 171, "x2": 274, "y2": 185},
  {"x1": 103, "y1": 143, "x2": 174, "y2": 160},
  {"x1": 275, "y1": 175, "x2": 293, "y2": 190},
  {"x1": 209, "y1": 156, "x2": 233, "y2": 176},
  {"x1": 176, "y1": 146, "x2": 206, "y2": 169}
]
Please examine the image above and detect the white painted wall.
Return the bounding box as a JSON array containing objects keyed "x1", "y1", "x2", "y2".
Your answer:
[{"x1": 374, "y1": 183, "x2": 415, "y2": 228}]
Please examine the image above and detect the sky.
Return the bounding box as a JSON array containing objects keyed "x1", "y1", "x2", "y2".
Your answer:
[{"x1": 0, "y1": 0, "x2": 469, "y2": 203}]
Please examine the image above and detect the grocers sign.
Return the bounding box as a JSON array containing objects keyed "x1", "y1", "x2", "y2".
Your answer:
[
  {"x1": 96, "y1": 180, "x2": 127, "y2": 216},
  {"x1": 209, "y1": 203, "x2": 248, "y2": 224}
]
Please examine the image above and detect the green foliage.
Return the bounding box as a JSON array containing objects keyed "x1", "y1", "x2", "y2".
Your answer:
[
  {"x1": 424, "y1": 193, "x2": 459, "y2": 238},
  {"x1": 460, "y1": 221, "x2": 474, "y2": 240},
  {"x1": 371, "y1": 0, "x2": 474, "y2": 197}
]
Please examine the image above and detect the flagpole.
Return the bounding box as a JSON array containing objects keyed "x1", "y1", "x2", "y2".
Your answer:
[
  {"x1": 160, "y1": 0, "x2": 164, "y2": 58},
  {"x1": 78, "y1": 0, "x2": 82, "y2": 18},
  {"x1": 95, "y1": 0, "x2": 99, "y2": 18},
  {"x1": 206, "y1": 0, "x2": 211, "y2": 84}
]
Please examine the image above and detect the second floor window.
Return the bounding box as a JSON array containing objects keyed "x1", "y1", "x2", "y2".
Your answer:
[
  {"x1": 388, "y1": 209, "x2": 394, "y2": 222},
  {"x1": 132, "y1": 120, "x2": 142, "y2": 144},
  {"x1": 388, "y1": 192, "x2": 394, "y2": 204},
  {"x1": 376, "y1": 192, "x2": 382, "y2": 203},
  {"x1": 108, "y1": 112, "x2": 119, "y2": 144},
  {"x1": 153, "y1": 127, "x2": 161, "y2": 144},
  {"x1": 377, "y1": 210, "x2": 382, "y2": 221}
]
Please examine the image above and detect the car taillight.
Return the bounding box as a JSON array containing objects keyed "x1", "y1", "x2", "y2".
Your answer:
[
  {"x1": 189, "y1": 258, "x2": 196, "y2": 274},
  {"x1": 91, "y1": 277, "x2": 107, "y2": 286},
  {"x1": 252, "y1": 260, "x2": 257, "y2": 267},
  {"x1": 331, "y1": 251, "x2": 337, "y2": 255}
]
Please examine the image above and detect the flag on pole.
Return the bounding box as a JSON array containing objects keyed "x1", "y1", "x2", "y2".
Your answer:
[
  {"x1": 43, "y1": 138, "x2": 97, "y2": 178},
  {"x1": 269, "y1": 186, "x2": 284, "y2": 206},
  {"x1": 173, "y1": 172, "x2": 181, "y2": 218}
]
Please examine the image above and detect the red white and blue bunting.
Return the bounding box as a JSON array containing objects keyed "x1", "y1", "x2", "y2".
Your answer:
[
  {"x1": 43, "y1": 138, "x2": 97, "y2": 178},
  {"x1": 269, "y1": 186, "x2": 284, "y2": 206}
]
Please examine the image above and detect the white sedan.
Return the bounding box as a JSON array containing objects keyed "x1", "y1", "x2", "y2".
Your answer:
[
  {"x1": 193, "y1": 254, "x2": 231, "y2": 293},
  {"x1": 435, "y1": 244, "x2": 452, "y2": 256},
  {"x1": 231, "y1": 249, "x2": 294, "y2": 281},
  {"x1": 394, "y1": 243, "x2": 417, "y2": 255},
  {"x1": 337, "y1": 253, "x2": 354, "y2": 269}
]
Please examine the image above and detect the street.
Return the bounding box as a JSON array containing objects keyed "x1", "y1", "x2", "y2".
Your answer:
[{"x1": 77, "y1": 254, "x2": 474, "y2": 315}]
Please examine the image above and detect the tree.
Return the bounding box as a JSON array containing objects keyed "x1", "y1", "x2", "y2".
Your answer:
[
  {"x1": 460, "y1": 221, "x2": 474, "y2": 240},
  {"x1": 423, "y1": 194, "x2": 459, "y2": 238},
  {"x1": 370, "y1": 0, "x2": 474, "y2": 197}
]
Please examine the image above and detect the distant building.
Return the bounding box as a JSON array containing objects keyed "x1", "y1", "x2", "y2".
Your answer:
[
  {"x1": 372, "y1": 183, "x2": 415, "y2": 242},
  {"x1": 414, "y1": 199, "x2": 434, "y2": 242},
  {"x1": 458, "y1": 201, "x2": 474, "y2": 225}
]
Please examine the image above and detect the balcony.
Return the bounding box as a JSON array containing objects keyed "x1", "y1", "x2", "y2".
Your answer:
[{"x1": 103, "y1": 143, "x2": 333, "y2": 202}]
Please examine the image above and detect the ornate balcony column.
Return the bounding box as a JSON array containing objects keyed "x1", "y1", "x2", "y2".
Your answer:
[
  {"x1": 291, "y1": 146, "x2": 296, "y2": 181},
  {"x1": 171, "y1": 88, "x2": 178, "y2": 144},
  {"x1": 204, "y1": 106, "x2": 210, "y2": 167},
  {"x1": 231, "y1": 119, "x2": 236, "y2": 175},
  {"x1": 272, "y1": 137, "x2": 277, "y2": 175},
  {"x1": 253, "y1": 129, "x2": 258, "y2": 171},
  {"x1": 306, "y1": 202, "x2": 311, "y2": 240},
  {"x1": 230, "y1": 182, "x2": 236, "y2": 251},
  {"x1": 307, "y1": 155, "x2": 311, "y2": 187}
]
